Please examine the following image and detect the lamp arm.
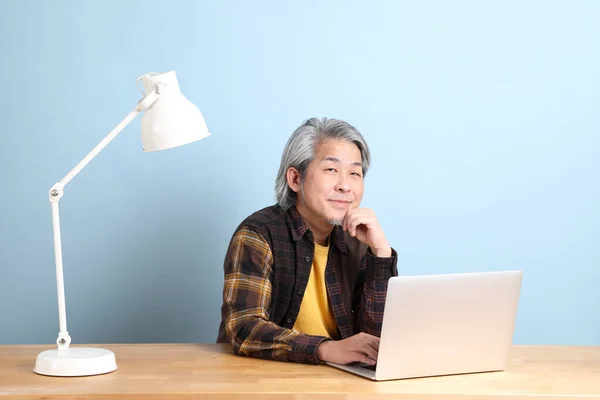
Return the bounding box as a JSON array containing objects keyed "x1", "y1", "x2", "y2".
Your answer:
[{"x1": 47, "y1": 89, "x2": 160, "y2": 351}]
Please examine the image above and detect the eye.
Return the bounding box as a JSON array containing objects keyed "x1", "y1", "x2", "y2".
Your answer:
[
  {"x1": 325, "y1": 168, "x2": 337, "y2": 173},
  {"x1": 351, "y1": 172, "x2": 363, "y2": 177}
]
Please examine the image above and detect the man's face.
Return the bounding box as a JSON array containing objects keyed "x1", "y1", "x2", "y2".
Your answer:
[{"x1": 293, "y1": 139, "x2": 365, "y2": 226}]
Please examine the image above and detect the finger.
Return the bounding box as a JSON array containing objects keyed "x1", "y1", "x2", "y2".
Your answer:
[
  {"x1": 371, "y1": 338, "x2": 379, "y2": 352},
  {"x1": 362, "y1": 344, "x2": 378, "y2": 361},
  {"x1": 357, "y1": 332, "x2": 380, "y2": 351},
  {"x1": 348, "y1": 215, "x2": 375, "y2": 237},
  {"x1": 344, "y1": 212, "x2": 360, "y2": 235},
  {"x1": 344, "y1": 209, "x2": 372, "y2": 232},
  {"x1": 368, "y1": 337, "x2": 380, "y2": 352},
  {"x1": 352, "y1": 351, "x2": 376, "y2": 365},
  {"x1": 353, "y1": 337, "x2": 378, "y2": 360},
  {"x1": 343, "y1": 209, "x2": 358, "y2": 231},
  {"x1": 365, "y1": 338, "x2": 380, "y2": 357},
  {"x1": 347, "y1": 208, "x2": 372, "y2": 220}
]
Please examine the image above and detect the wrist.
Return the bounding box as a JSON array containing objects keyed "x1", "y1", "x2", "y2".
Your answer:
[
  {"x1": 372, "y1": 246, "x2": 392, "y2": 258},
  {"x1": 316, "y1": 340, "x2": 333, "y2": 361}
]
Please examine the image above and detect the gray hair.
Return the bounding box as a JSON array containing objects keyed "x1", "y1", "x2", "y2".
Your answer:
[{"x1": 275, "y1": 117, "x2": 371, "y2": 209}]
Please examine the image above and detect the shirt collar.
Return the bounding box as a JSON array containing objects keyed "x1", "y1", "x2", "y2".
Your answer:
[{"x1": 287, "y1": 205, "x2": 348, "y2": 254}]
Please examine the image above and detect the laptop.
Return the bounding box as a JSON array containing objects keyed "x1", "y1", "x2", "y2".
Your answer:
[{"x1": 327, "y1": 270, "x2": 523, "y2": 381}]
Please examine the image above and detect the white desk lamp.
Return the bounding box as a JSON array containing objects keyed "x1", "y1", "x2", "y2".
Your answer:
[{"x1": 34, "y1": 71, "x2": 210, "y2": 377}]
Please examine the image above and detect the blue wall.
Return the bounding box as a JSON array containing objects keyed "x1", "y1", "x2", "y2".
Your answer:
[{"x1": 1, "y1": 0, "x2": 598, "y2": 345}]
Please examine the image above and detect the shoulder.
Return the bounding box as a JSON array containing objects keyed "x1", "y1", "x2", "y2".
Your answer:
[
  {"x1": 233, "y1": 204, "x2": 287, "y2": 235},
  {"x1": 230, "y1": 204, "x2": 289, "y2": 244},
  {"x1": 224, "y1": 206, "x2": 286, "y2": 265},
  {"x1": 240, "y1": 204, "x2": 287, "y2": 230}
]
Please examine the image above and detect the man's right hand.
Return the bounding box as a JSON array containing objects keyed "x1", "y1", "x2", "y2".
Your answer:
[{"x1": 315, "y1": 332, "x2": 379, "y2": 365}]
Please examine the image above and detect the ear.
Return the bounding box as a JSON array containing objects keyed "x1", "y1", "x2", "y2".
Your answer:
[{"x1": 286, "y1": 167, "x2": 301, "y2": 193}]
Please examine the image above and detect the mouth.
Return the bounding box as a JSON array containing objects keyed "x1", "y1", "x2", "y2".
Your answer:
[{"x1": 329, "y1": 200, "x2": 352, "y2": 208}]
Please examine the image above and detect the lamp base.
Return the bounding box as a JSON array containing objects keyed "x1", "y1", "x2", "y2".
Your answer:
[{"x1": 34, "y1": 347, "x2": 118, "y2": 377}]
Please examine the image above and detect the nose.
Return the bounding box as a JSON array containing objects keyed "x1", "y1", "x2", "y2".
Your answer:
[{"x1": 335, "y1": 175, "x2": 350, "y2": 193}]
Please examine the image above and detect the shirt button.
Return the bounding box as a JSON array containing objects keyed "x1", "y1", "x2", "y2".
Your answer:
[
  {"x1": 305, "y1": 256, "x2": 311, "y2": 262},
  {"x1": 297, "y1": 290, "x2": 302, "y2": 296},
  {"x1": 287, "y1": 318, "x2": 292, "y2": 324}
]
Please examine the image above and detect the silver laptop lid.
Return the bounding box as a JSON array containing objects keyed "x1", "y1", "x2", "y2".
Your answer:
[{"x1": 375, "y1": 271, "x2": 523, "y2": 381}]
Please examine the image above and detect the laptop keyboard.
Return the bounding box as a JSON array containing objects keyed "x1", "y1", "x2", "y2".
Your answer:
[{"x1": 360, "y1": 364, "x2": 377, "y2": 371}]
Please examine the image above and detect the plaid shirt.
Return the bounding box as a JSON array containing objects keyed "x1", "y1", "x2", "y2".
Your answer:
[{"x1": 217, "y1": 205, "x2": 398, "y2": 364}]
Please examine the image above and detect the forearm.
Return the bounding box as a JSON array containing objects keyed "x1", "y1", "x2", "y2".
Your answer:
[
  {"x1": 356, "y1": 248, "x2": 398, "y2": 336},
  {"x1": 225, "y1": 315, "x2": 329, "y2": 364},
  {"x1": 222, "y1": 226, "x2": 330, "y2": 364}
]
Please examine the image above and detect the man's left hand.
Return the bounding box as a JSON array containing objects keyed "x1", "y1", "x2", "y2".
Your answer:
[{"x1": 343, "y1": 208, "x2": 392, "y2": 257}]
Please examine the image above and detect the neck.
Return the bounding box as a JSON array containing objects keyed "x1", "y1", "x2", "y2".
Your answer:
[
  {"x1": 295, "y1": 203, "x2": 334, "y2": 246},
  {"x1": 306, "y1": 220, "x2": 333, "y2": 246}
]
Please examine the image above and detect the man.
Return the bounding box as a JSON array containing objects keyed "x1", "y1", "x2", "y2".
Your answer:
[{"x1": 217, "y1": 117, "x2": 398, "y2": 365}]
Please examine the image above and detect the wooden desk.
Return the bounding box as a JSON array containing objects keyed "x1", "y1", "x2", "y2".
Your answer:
[{"x1": 1, "y1": 344, "x2": 599, "y2": 399}]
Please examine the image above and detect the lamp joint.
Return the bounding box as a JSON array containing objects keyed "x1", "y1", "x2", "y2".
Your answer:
[
  {"x1": 57, "y1": 332, "x2": 72, "y2": 352},
  {"x1": 49, "y1": 183, "x2": 64, "y2": 202}
]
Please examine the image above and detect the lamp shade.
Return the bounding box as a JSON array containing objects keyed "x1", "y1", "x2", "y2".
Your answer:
[{"x1": 138, "y1": 71, "x2": 210, "y2": 152}]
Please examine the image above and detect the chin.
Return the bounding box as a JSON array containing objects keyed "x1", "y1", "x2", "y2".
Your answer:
[
  {"x1": 323, "y1": 211, "x2": 345, "y2": 226},
  {"x1": 325, "y1": 218, "x2": 343, "y2": 226}
]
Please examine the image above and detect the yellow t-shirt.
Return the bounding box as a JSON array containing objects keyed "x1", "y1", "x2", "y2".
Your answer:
[{"x1": 292, "y1": 242, "x2": 340, "y2": 339}]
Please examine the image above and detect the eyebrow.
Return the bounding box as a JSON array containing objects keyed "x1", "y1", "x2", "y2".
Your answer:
[{"x1": 321, "y1": 157, "x2": 362, "y2": 167}]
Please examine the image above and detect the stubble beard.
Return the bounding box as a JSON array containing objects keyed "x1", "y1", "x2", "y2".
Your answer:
[
  {"x1": 325, "y1": 218, "x2": 343, "y2": 226},
  {"x1": 299, "y1": 185, "x2": 343, "y2": 227}
]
